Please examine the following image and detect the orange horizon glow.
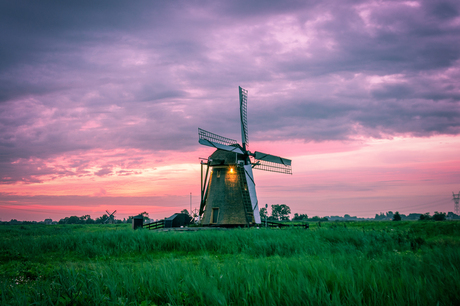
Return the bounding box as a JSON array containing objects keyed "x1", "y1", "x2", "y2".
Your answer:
[{"x1": 1, "y1": 134, "x2": 459, "y2": 221}]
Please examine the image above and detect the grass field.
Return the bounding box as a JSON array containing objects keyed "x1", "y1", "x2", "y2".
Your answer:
[{"x1": 1, "y1": 221, "x2": 459, "y2": 305}]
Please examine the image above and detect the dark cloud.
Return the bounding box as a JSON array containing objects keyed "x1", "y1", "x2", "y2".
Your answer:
[
  {"x1": 1, "y1": 0, "x2": 460, "y2": 183},
  {"x1": 371, "y1": 84, "x2": 414, "y2": 100},
  {"x1": 428, "y1": 1, "x2": 459, "y2": 20}
]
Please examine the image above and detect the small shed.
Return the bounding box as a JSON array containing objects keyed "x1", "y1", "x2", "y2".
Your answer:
[
  {"x1": 164, "y1": 213, "x2": 192, "y2": 228},
  {"x1": 132, "y1": 215, "x2": 144, "y2": 230}
]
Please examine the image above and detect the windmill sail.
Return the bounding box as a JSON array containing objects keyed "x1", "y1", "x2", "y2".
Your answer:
[
  {"x1": 254, "y1": 151, "x2": 291, "y2": 166},
  {"x1": 199, "y1": 139, "x2": 244, "y2": 154},
  {"x1": 252, "y1": 159, "x2": 292, "y2": 174},
  {"x1": 198, "y1": 128, "x2": 244, "y2": 154},
  {"x1": 239, "y1": 86, "x2": 249, "y2": 150},
  {"x1": 199, "y1": 128, "x2": 238, "y2": 146},
  {"x1": 200, "y1": 160, "x2": 211, "y2": 216},
  {"x1": 244, "y1": 164, "x2": 261, "y2": 224},
  {"x1": 253, "y1": 151, "x2": 292, "y2": 174}
]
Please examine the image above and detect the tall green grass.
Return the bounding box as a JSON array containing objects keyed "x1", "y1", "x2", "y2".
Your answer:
[{"x1": 1, "y1": 223, "x2": 459, "y2": 305}]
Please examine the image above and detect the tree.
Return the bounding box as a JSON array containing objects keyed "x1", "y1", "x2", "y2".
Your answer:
[
  {"x1": 386, "y1": 211, "x2": 394, "y2": 219},
  {"x1": 181, "y1": 209, "x2": 190, "y2": 215},
  {"x1": 271, "y1": 204, "x2": 291, "y2": 221},
  {"x1": 309, "y1": 216, "x2": 328, "y2": 222},
  {"x1": 393, "y1": 211, "x2": 401, "y2": 221},
  {"x1": 95, "y1": 214, "x2": 109, "y2": 224},
  {"x1": 59, "y1": 216, "x2": 82, "y2": 224},
  {"x1": 292, "y1": 213, "x2": 308, "y2": 221},
  {"x1": 139, "y1": 211, "x2": 149, "y2": 222},
  {"x1": 80, "y1": 215, "x2": 94, "y2": 224},
  {"x1": 419, "y1": 213, "x2": 431, "y2": 221},
  {"x1": 433, "y1": 211, "x2": 446, "y2": 221},
  {"x1": 260, "y1": 208, "x2": 268, "y2": 220}
]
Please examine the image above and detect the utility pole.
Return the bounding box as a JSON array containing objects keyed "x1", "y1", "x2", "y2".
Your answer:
[
  {"x1": 453, "y1": 192, "x2": 460, "y2": 215},
  {"x1": 190, "y1": 192, "x2": 192, "y2": 215},
  {"x1": 265, "y1": 203, "x2": 268, "y2": 228}
]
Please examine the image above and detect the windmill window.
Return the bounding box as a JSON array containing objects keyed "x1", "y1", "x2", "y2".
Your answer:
[
  {"x1": 212, "y1": 208, "x2": 219, "y2": 223},
  {"x1": 216, "y1": 170, "x2": 220, "y2": 178}
]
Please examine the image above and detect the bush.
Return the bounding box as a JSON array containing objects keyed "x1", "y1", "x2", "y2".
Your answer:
[
  {"x1": 419, "y1": 213, "x2": 432, "y2": 221},
  {"x1": 433, "y1": 212, "x2": 446, "y2": 221}
]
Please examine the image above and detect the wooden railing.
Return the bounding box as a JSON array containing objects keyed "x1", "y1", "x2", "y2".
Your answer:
[
  {"x1": 143, "y1": 219, "x2": 165, "y2": 230},
  {"x1": 142, "y1": 219, "x2": 308, "y2": 230}
]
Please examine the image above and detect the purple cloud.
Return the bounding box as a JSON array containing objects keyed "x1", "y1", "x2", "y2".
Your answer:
[{"x1": 0, "y1": 0, "x2": 459, "y2": 184}]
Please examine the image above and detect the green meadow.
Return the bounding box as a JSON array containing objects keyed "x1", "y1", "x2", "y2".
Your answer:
[{"x1": 1, "y1": 221, "x2": 459, "y2": 305}]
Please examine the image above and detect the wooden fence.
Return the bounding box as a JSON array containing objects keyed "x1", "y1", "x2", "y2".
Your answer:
[{"x1": 143, "y1": 219, "x2": 165, "y2": 230}]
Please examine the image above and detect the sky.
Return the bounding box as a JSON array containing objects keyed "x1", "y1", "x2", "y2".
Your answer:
[{"x1": 1, "y1": 0, "x2": 459, "y2": 221}]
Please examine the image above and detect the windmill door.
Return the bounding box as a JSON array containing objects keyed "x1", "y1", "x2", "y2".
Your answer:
[{"x1": 212, "y1": 208, "x2": 219, "y2": 223}]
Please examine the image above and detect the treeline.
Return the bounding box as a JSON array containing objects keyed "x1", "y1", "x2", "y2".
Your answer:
[
  {"x1": 57, "y1": 212, "x2": 150, "y2": 225},
  {"x1": 58, "y1": 214, "x2": 124, "y2": 225},
  {"x1": 418, "y1": 212, "x2": 448, "y2": 221},
  {"x1": 260, "y1": 204, "x2": 328, "y2": 222},
  {"x1": 375, "y1": 211, "x2": 452, "y2": 221},
  {"x1": 2, "y1": 206, "x2": 458, "y2": 225},
  {"x1": 2, "y1": 212, "x2": 150, "y2": 225},
  {"x1": 258, "y1": 205, "x2": 455, "y2": 222}
]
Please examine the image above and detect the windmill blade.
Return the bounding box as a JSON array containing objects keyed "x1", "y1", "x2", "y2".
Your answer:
[
  {"x1": 252, "y1": 159, "x2": 292, "y2": 174},
  {"x1": 244, "y1": 165, "x2": 261, "y2": 224},
  {"x1": 200, "y1": 160, "x2": 211, "y2": 216},
  {"x1": 239, "y1": 86, "x2": 249, "y2": 149},
  {"x1": 198, "y1": 128, "x2": 243, "y2": 154},
  {"x1": 253, "y1": 151, "x2": 292, "y2": 166},
  {"x1": 199, "y1": 128, "x2": 238, "y2": 146},
  {"x1": 199, "y1": 139, "x2": 244, "y2": 154}
]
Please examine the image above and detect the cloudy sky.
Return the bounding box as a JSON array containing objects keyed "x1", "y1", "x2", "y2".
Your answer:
[{"x1": 1, "y1": 0, "x2": 459, "y2": 221}]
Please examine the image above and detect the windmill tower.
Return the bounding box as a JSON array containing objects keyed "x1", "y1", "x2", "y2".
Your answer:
[{"x1": 198, "y1": 86, "x2": 292, "y2": 227}]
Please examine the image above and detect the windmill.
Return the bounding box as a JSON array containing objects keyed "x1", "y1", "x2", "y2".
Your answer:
[
  {"x1": 105, "y1": 210, "x2": 117, "y2": 224},
  {"x1": 198, "y1": 86, "x2": 292, "y2": 226}
]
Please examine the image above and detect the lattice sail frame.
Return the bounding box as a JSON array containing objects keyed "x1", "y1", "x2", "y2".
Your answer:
[
  {"x1": 252, "y1": 158, "x2": 292, "y2": 174},
  {"x1": 239, "y1": 86, "x2": 249, "y2": 149},
  {"x1": 198, "y1": 128, "x2": 238, "y2": 146}
]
